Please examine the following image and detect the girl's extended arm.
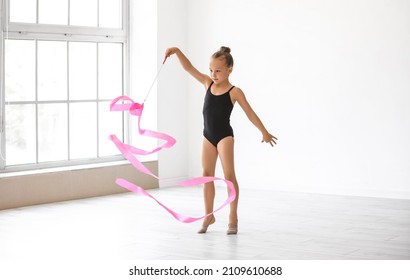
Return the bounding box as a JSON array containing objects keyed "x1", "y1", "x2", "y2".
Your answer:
[
  {"x1": 165, "y1": 47, "x2": 211, "y2": 88},
  {"x1": 233, "y1": 88, "x2": 277, "y2": 147}
]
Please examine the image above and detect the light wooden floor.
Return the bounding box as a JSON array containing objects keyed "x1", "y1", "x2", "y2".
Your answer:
[{"x1": 0, "y1": 186, "x2": 409, "y2": 260}]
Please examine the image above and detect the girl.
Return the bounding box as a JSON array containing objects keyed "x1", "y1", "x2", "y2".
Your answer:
[{"x1": 165, "y1": 46, "x2": 277, "y2": 234}]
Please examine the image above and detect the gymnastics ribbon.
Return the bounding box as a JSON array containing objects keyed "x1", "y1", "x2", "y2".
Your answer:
[{"x1": 109, "y1": 96, "x2": 236, "y2": 223}]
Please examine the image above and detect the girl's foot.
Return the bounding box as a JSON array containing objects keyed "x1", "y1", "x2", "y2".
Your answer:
[
  {"x1": 197, "y1": 215, "x2": 215, "y2": 234},
  {"x1": 227, "y1": 219, "x2": 238, "y2": 235}
]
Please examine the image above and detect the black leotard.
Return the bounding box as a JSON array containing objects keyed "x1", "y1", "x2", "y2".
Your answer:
[{"x1": 203, "y1": 82, "x2": 235, "y2": 147}]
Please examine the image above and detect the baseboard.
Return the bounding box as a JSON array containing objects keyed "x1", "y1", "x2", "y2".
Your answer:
[
  {"x1": 240, "y1": 179, "x2": 410, "y2": 200},
  {"x1": 159, "y1": 176, "x2": 190, "y2": 188},
  {"x1": 0, "y1": 161, "x2": 158, "y2": 210}
]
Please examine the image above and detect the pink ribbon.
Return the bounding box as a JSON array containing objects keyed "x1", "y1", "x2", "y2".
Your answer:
[{"x1": 109, "y1": 96, "x2": 236, "y2": 223}]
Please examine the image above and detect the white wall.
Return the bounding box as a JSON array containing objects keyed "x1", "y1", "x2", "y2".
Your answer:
[
  {"x1": 129, "y1": 0, "x2": 189, "y2": 185},
  {"x1": 157, "y1": 0, "x2": 189, "y2": 184},
  {"x1": 182, "y1": 0, "x2": 410, "y2": 199},
  {"x1": 129, "y1": 0, "x2": 158, "y2": 161}
]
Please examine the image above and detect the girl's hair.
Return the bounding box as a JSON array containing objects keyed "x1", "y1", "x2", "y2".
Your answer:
[{"x1": 211, "y1": 46, "x2": 234, "y2": 68}]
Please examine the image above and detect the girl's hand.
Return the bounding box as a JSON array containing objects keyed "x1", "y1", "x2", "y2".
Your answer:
[
  {"x1": 165, "y1": 47, "x2": 179, "y2": 59},
  {"x1": 262, "y1": 132, "x2": 278, "y2": 147}
]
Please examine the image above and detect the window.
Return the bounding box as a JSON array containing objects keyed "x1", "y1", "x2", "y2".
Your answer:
[{"x1": 1, "y1": 0, "x2": 129, "y2": 171}]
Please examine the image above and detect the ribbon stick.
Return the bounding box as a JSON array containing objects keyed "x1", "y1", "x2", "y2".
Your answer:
[
  {"x1": 143, "y1": 56, "x2": 168, "y2": 103},
  {"x1": 110, "y1": 96, "x2": 236, "y2": 223}
]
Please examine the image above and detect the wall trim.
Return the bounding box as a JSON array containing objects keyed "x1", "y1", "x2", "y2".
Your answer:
[{"x1": 0, "y1": 161, "x2": 158, "y2": 210}]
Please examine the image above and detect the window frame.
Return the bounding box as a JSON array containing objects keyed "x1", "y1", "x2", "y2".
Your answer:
[{"x1": 0, "y1": 0, "x2": 130, "y2": 172}]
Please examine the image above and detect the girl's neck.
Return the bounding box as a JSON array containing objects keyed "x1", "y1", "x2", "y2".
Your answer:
[
  {"x1": 211, "y1": 80, "x2": 233, "y2": 95},
  {"x1": 213, "y1": 79, "x2": 231, "y2": 89}
]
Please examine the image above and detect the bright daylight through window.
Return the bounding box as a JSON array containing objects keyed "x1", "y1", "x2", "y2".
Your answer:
[{"x1": 1, "y1": 0, "x2": 128, "y2": 171}]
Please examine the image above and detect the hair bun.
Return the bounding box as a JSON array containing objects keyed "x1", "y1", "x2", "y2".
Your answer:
[
  {"x1": 211, "y1": 46, "x2": 234, "y2": 67},
  {"x1": 220, "y1": 46, "x2": 231, "y2": 54}
]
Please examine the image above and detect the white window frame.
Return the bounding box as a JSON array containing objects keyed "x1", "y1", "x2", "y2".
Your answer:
[{"x1": 0, "y1": 0, "x2": 130, "y2": 172}]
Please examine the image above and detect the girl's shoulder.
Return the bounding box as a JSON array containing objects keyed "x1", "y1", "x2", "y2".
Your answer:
[
  {"x1": 230, "y1": 86, "x2": 245, "y2": 100},
  {"x1": 203, "y1": 77, "x2": 214, "y2": 91}
]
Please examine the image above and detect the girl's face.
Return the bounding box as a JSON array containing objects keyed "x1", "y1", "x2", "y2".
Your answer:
[{"x1": 209, "y1": 58, "x2": 232, "y2": 85}]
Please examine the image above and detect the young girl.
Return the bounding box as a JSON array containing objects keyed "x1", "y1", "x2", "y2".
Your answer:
[{"x1": 165, "y1": 46, "x2": 277, "y2": 234}]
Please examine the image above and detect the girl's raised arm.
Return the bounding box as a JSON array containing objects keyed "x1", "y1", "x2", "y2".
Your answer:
[{"x1": 165, "y1": 47, "x2": 211, "y2": 88}]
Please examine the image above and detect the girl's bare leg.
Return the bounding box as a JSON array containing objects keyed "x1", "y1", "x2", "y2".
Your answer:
[
  {"x1": 201, "y1": 137, "x2": 218, "y2": 225},
  {"x1": 217, "y1": 137, "x2": 239, "y2": 226}
]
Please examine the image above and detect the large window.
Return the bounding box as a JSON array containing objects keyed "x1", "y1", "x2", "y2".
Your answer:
[{"x1": 1, "y1": 0, "x2": 129, "y2": 171}]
